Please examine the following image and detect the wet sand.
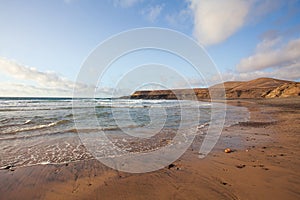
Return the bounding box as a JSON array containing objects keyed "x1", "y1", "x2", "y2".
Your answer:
[{"x1": 0, "y1": 98, "x2": 299, "y2": 200}]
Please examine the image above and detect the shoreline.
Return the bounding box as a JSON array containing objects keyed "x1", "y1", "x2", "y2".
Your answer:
[{"x1": 0, "y1": 98, "x2": 299, "y2": 199}]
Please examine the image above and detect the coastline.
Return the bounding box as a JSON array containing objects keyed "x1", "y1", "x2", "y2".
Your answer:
[{"x1": 0, "y1": 98, "x2": 299, "y2": 200}]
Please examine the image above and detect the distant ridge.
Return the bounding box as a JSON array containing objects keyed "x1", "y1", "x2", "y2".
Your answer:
[{"x1": 130, "y1": 78, "x2": 300, "y2": 100}]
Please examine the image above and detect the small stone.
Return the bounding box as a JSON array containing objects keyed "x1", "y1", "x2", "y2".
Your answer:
[
  {"x1": 168, "y1": 163, "x2": 176, "y2": 169},
  {"x1": 224, "y1": 148, "x2": 232, "y2": 153},
  {"x1": 221, "y1": 181, "x2": 228, "y2": 185},
  {"x1": 236, "y1": 164, "x2": 246, "y2": 169}
]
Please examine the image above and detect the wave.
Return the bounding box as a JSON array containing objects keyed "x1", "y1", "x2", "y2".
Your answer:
[
  {"x1": 0, "y1": 99, "x2": 209, "y2": 112},
  {"x1": 1, "y1": 119, "x2": 71, "y2": 135},
  {"x1": 0, "y1": 107, "x2": 75, "y2": 112},
  {"x1": 24, "y1": 119, "x2": 32, "y2": 124},
  {"x1": 0, "y1": 123, "x2": 147, "y2": 141},
  {"x1": 0, "y1": 118, "x2": 11, "y2": 123},
  {"x1": 64, "y1": 113, "x2": 74, "y2": 118},
  {"x1": 0, "y1": 119, "x2": 28, "y2": 129},
  {"x1": 0, "y1": 128, "x2": 78, "y2": 141},
  {"x1": 95, "y1": 104, "x2": 184, "y2": 109}
]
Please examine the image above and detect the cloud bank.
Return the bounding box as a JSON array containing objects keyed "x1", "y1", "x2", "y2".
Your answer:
[
  {"x1": 222, "y1": 62, "x2": 300, "y2": 83},
  {"x1": 0, "y1": 57, "x2": 131, "y2": 97},
  {"x1": 0, "y1": 58, "x2": 75, "y2": 90},
  {"x1": 0, "y1": 83, "x2": 73, "y2": 97},
  {"x1": 237, "y1": 37, "x2": 300, "y2": 72}
]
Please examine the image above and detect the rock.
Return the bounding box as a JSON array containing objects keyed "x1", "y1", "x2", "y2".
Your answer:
[
  {"x1": 236, "y1": 164, "x2": 246, "y2": 169},
  {"x1": 168, "y1": 163, "x2": 182, "y2": 170},
  {"x1": 224, "y1": 148, "x2": 232, "y2": 153},
  {"x1": 168, "y1": 163, "x2": 176, "y2": 169},
  {"x1": 219, "y1": 181, "x2": 228, "y2": 185}
]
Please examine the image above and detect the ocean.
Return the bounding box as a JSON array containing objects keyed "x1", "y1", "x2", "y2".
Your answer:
[{"x1": 0, "y1": 97, "x2": 249, "y2": 168}]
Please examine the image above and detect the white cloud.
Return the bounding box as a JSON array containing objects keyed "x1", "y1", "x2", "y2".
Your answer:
[
  {"x1": 237, "y1": 37, "x2": 300, "y2": 72},
  {"x1": 140, "y1": 4, "x2": 164, "y2": 23},
  {"x1": 187, "y1": 0, "x2": 289, "y2": 46},
  {"x1": 113, "y1": 0, "x2": 143, "y2": 8},
  {"x1": 0, "y1": 57, "x2": 75, "y2": 90},
  {"x1": 255, "y1": 37, "x2": 282, "y2": 52},
  {"x1": 188, "y1": 0, "x2": 252, "y2": 45}
]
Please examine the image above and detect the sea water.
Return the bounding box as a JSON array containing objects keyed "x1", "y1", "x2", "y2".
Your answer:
[{"x1": 0, "y1": 98, "x2": 249, "y2": 168}]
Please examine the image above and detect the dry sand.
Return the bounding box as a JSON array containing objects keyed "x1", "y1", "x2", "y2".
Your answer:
[{"x1": 0, "y1": 98, "x2": 299, "y2": 200}]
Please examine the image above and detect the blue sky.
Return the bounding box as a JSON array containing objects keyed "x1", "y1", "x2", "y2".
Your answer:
[{"x1": 0, "y1": 0, "x2": 300, "y2": 97}]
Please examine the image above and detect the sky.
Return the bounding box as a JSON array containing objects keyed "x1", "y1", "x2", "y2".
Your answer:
[{"x1": 0, "y1": 0, "x2": 300, "y2": 97}]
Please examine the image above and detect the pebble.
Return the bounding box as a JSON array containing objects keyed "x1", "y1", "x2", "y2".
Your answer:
[
  {"x1": 168, "y1": 163, "x2": 176, "y2": 169},
  {"x1": 236, "y1": 164, "x2": 246, "y2": 169},
  {"x1": 224, "y1": 148, "x2": 232, "y2": 153}
]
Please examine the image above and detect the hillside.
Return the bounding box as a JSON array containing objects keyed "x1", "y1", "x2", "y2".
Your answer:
[{"x1": 130, "y1": 78, "x2": 300, "y2": 100}]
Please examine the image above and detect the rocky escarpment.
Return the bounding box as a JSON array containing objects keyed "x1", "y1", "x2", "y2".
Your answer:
[
  {"x1": 211, "y1": 78, "x2": 294, "y2": 99},
  {"x1": 262, "y1": 82, "x2": 300, "y2": 98},
  {"x1": 130, "y1": 78, "x2": 300, "y2": 100}
]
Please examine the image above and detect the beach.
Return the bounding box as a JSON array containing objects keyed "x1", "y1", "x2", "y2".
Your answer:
[
  {"x1": 0, "y1": 97, "x2": 299, "y2": 200},
  {"x1": 1, "y1": 0, "x2": 300, "y2": 199}
]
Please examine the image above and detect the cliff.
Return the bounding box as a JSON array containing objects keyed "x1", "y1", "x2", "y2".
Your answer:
[
  {"x1": 130, "y1": 88, "x2": 209, "y2": 100},
  {"x1": 130, "y1": 78, "x2": 300, "y2": 100}
]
